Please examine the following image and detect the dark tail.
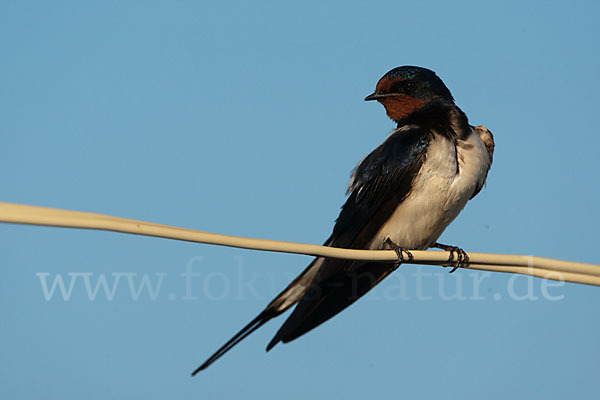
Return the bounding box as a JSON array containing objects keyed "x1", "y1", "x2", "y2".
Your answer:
[
  {"x1": 191, "y1": 259, "x2": 321, "y2": 374},
  {"x1": 191, "y1": 309, "x2": 275, "y2": 375}
]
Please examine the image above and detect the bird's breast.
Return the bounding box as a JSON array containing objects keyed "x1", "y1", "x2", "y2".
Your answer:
[{"x1": 370, "y1": 129, "x2": 490, "y2": 250}]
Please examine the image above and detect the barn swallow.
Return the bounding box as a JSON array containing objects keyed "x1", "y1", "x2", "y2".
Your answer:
[{"x1": 192, "y1": 66, "x2": 494, "y2": 374}]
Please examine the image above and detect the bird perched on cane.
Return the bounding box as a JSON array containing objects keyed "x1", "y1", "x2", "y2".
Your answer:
[{"x1": 193, "y1": 65, "x2": 494, "y2": 374}]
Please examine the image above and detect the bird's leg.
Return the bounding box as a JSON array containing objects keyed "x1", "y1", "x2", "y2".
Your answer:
[
  {"x1": 433, "y1": 242, "x2": 469, "y2": 273},
  {"x1": 384, "y1": 238, "x2": 413, "y2": 269}
]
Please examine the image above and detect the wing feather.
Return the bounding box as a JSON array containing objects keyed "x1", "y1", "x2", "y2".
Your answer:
[{"x1": 267, "y1": 126, "x2": 431, "y2": 348}]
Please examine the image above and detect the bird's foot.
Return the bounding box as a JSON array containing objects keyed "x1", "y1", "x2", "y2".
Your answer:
[
  {"x1": 433, "y1": 242, "x2": 469, "y2": 273},
  {"x1": 384, "y1": 238, "x2": 413, "y2": 269}
]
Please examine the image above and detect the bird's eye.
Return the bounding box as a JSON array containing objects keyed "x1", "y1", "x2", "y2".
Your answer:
[
  {"x1": 390, "y1": 80, "x2": 418, "y2": 93},
  {"x1": 405, "y1": 81, "x2": 417, "y2": 91}
]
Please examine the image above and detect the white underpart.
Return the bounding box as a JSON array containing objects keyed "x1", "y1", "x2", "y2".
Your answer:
[{"x1": 369, "y1": 128, "x2": 491, "y2": 251}]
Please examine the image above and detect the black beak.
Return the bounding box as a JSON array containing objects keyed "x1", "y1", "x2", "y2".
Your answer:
[{"x1": 364, "y1": 92, "x2": 394, "y2": 101}]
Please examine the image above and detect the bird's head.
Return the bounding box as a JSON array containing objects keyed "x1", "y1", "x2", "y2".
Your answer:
[{"x1": 365, "y1": 66, "x2": 454, "y2": 122}]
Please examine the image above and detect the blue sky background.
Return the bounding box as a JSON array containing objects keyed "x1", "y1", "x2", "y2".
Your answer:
[{"x1": 2, "y1": 1, "x2": 599, "y2": 398}]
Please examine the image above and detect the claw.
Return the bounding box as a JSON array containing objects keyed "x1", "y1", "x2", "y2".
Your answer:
[
  {"x1": 384, "y1": 238, "x2": 413, "y2": 269},
  {"x1": 433, "y1": 242, "x2": 469, "y2": 272}
]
